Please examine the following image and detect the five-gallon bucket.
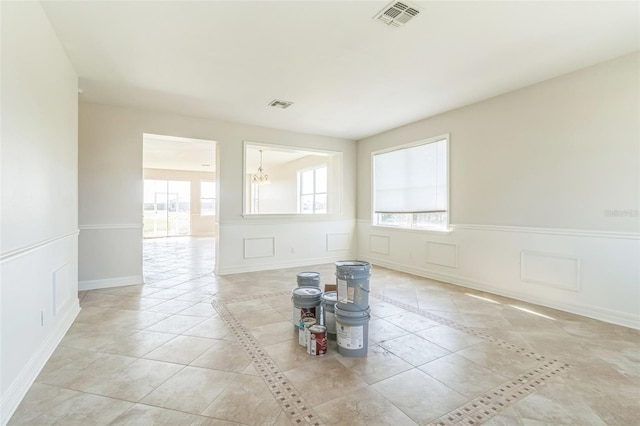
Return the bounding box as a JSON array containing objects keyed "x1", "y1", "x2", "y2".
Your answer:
[
  {"x1": 321, "y1": 291, "x2": 338, "y2": 340},
  {"x1": 297, "y1": 271, "x2": 321, "y2": 288},
  {"x1": 335, "y1": 305, "x2": 371, "y2": 357},
  {"x1": 335, "y1": 260, "x2": 371, "y2": 311},
  {"x1": 291, "y1": 287, "x2": 322, "y2": 328}
]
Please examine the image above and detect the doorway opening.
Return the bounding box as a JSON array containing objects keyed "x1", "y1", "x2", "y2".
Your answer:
[{"x1": 142, "y1": 133, "x2": 217, "y2": 277}]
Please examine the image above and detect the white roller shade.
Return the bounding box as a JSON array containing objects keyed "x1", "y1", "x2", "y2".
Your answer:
[{"x1": 374, "y1": 139, "x2": 447, "y2": 213}]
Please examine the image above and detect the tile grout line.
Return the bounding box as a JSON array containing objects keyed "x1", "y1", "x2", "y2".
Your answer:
[
  {"x1": 371, "y1": 291, "x2": 573, "y2": 425},
  {"x1": 213, "y1": 290, "x2": 573, "y2": 426},
  {"x1": 212, "y1": 300, "x2": 325, "y2": 426},
  {"x1": 371, "y1": 292, "x2": 559, "y2": 362},
  {"x1": 427, "y1": 359, "x2": 571, "y2": 426}
]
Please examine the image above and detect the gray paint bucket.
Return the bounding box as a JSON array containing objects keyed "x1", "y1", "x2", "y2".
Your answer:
[
  {"x1": 291, "y1": 287, "x2": 322, "y2": 328},
  {"x1": 297, "y1": 271, "x2": 321, "y2": 287},
  {"x1": 335, "y1": 305, "x2": 371, "y2": 357},
  {"x1": 321, "y1": 291, "x2": 338, "y2": 340},
  {"x1": 335, "y1": 260, "x2": 371, "y2": 311}
]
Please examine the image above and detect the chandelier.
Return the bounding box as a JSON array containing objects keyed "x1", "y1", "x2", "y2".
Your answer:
[{"x1": 251, "y1": 150, "x2": 270, "y2": 185}]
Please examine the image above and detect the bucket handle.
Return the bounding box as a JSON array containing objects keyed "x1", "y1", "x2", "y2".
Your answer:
[{"x1": 356, "y1": 282, "x2": 370, "y2": 294}]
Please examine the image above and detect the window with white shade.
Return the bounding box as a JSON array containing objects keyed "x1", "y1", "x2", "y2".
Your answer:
[{"x1": 373, "y1": 135, "x2": 449, "y2": 230}]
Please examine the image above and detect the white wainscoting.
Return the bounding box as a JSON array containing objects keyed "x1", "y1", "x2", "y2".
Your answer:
[
  {"x1": 426, "y1": 241, "x2": 458, "y2": 268},
  {"x1": 357, "y1": 220, "x2": 640, "y2": 329},
  {"x1": 369, "y1": 234, "x2": 390, "y2": 255},
  {"x1": 79, "y1": 275, "x2": 144, "y2": 291},
  {"x1": 78, "y1": 224, "x2": 143, "y2": 289},
  {"x1": 1, "y1": 232, "x2": 80, "y2": 425},
  {"x1": 244, "y1": 237, "x2": 275, "y2": 259},
  {"x1": 326, "y1": 233, "x2": 351, "y2": 252},
  {"x1": 217, "y1": 218, "x2": 356, "y2": 275},
  {"x1": 520, "y1": 251, "x2": 581, "y2": 291}
]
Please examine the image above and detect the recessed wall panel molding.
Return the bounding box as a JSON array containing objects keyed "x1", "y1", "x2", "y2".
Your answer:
[
  {"x1": 327, "y1": 233, "x2": 350, "y2": 252},
  {"x1": 425, "y1": 241, "x2": 458, "y2": 268},
  {"x1": 243, "y1": 237, "x2": 275, "y2": 259},
  {"x1": 52, "y1": 263, "x2": 71, "y2": 316},
  {"x1": 369, "y1": 234, "x2": 390, "y2": 255},
  {"x1": 521, "y1": 251, "x2": 581, "y2": 291}
]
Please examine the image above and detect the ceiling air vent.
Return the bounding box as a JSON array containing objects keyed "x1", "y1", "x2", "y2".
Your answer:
[
  {"x1": 374, "y1": 1, "x2": 421, "y2": 27},
  {"x1": 268, "y1": 99, "x2": 294, "y2": 109}
]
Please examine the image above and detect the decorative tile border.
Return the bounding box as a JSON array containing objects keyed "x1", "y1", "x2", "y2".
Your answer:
[
  {"x1": 371, "y1": 291, "x2": 572, "y2": 425},
  {"x1": 213, "y1": 299, "x2": 324, "y2": 426},
  {"x1": 427, "y1": 359, "x2": 570, "y2": 426},
  {"x1": 213, "y1": 290, "x2": 572, "y2": 426},
  {"x1": 370, "y1": 291, "x2": 553, "y2": 362}
]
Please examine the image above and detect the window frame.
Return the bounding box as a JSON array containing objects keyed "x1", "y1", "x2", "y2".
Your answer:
[
  {"x1": 297, "y1": 163, "x2": 328, "y2": 214},
  {"x1": 242, "y1": 141, "x2": 343, "y2": 217},
  {"x1": 200, "y1": 180, "x2": 216, "y2": 217},
  {"x1": 371, "y1": 134, "x2": 450, "y2": 232}
]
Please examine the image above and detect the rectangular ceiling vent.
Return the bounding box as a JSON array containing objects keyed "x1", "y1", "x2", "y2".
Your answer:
[
  {"x1": 374, "y1": 1, "x2": 421, "y2": 27},
  {"x1": 268, "y1": 99, "x2": 294, "y2": 109}
]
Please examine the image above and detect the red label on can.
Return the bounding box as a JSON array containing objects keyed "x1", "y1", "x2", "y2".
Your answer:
[{"x1": 308, "y1": 325, "x2": 327, "y2": 356}]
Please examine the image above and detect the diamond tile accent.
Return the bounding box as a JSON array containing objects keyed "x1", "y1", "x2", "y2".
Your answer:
[
  {"x1": 213, "y1": 290, "x2": 572, "y2": 426},
  {"x1": 371, "y1": 292, "x2": 572, "y2": 424}
]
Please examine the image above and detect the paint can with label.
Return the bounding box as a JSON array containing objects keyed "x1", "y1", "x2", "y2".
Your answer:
[
  {"x1": 307, "y1": 324, "x2": 327, "y2": 356},
  {"x1": 297, "y1": 271, "x2": 321, "y2": 288},
  {"x1": 335, "y1": 260, "x2": 371, "y2": 311},
  {"x1": 321, "y1": 291, "x2": 338, "y2": 340},
  {"x1": 291, "y1": 287, "x2": 322, "y2": 329},
  {"x1": 335, "y1": 305, "x2": 370, "y2": 357},
  {"x1": 299, "y1": 317, "x2": 317, "y2": 347}
]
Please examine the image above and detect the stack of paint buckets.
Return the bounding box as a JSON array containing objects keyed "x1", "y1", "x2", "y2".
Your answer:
[
  {"x1": 335, "y1": 260, "x2": 371, "y2": 357},
  {"x1": 291, "y1": 272, "x2": 327, "y2": 356},
  {"x1": 291, "y1": 263, "x2": 371, "y2": 358}
]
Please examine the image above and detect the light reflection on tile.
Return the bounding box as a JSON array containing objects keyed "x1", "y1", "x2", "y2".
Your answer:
[{"x1": 9, "y1": 237, "x2": 639, "y2": 426}]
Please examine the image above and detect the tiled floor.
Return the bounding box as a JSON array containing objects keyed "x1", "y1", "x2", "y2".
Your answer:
[{"x1": 9, "y1": 237, "x2": 640, "y2": 425}]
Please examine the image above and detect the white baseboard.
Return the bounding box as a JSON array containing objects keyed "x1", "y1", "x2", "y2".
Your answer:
[
  {"x1": 366, "y1": 256, "x2": 640, "y2": 330},
  {"x1": 1, "y1": 299, "x2": 80, "y2": 426},
  {"x1": 78, "y1": 275, "x2": 143, "y2": 291},
  {"x1": 215, "y1": 254, "x2": 353, "y2": 276}
]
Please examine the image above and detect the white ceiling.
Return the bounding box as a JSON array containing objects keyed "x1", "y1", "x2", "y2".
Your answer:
[
  {"x1": 143, "y1": 134, "x2": 216, "y2": 172},
  {"x1": 42, "y1": 1, "x2": 639, "y2": 140}
]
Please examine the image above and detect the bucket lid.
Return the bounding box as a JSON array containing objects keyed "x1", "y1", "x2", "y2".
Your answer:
[
  {"x1": 301, "y1": 317, "x2": 317, "y2": 326},
  {"x1": 297, "y1": 272, "x2": 320, "y2": 280},
  {"x1": 335, "y1": 260, "x2": 371, "y2": 271},
  {"x1": 321, "y1": 291, "x2": 338, "y2": 303},
  {"x1": 309, "y1": 324, "x2": 326, "y2": 333},
  {"x1": 335, "y1": 305, "x2": 371, "y2": 317},
  {"x1": 292, "y1": 287, "x2": 322, "y2": 298}
]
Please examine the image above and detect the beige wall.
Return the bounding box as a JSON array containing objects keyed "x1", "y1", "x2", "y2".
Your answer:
[
  {"x1": 143, "y1": 168, "x2": 217, "y2": 236},
  {"x1": 357, "y1": 53, "x2": 639, "y2": 232},
  {"x1": 1, "y1": 1, "x2": 79, "y2": 421},
  {"x1": 356, "y1": 53, "x2": 640, "y2": 328},
  {"x1": 79, "y1": 102, "x2": 357, "y2": 282}
]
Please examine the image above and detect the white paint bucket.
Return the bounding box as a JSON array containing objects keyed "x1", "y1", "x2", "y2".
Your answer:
[
  {"x1": 297, "y1": 271, "x2": 321, "y2": 288},
  {"x1": 335, "y1": 260, "x2": 371, "y2": 312},
  {"x1": 291, "y1": 287, "x2": 322, "y2": 328},
  {"x1": 335, "y1": 305, "x2": 371, "y2": 357},
  {"x1": 321, "y1": 291, "x2": 338, "y2": 340}
]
